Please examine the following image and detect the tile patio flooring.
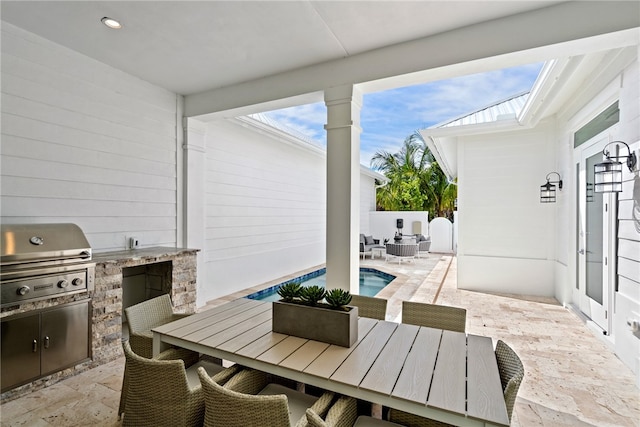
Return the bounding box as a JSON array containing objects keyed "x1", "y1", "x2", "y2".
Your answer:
[{"x1": 1, "y1": 254, "x2": 639, "y2": 426}]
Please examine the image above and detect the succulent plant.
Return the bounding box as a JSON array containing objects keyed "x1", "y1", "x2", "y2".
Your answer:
[
  {"x1": 277, "y1": 282, "x2": 302, "y2": 302},
  {"x1": 325, "y1": 288, "x2": 352, "y2": 309},
  {"x1": 300, "y1": 285, "x2": 326, "y2": 306}
]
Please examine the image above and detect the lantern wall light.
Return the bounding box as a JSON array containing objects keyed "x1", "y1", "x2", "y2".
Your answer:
[
  {"x1": 594, "y1": 141, "x2": 637, "y2": 193},
  {"x1": 540, "y1": 172, "x2": 563, "y2": 203}
]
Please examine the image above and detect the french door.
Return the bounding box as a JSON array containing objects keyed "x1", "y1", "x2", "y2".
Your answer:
[{"x1": 575, "y1": 134, "x2": 615, "y2": 333}]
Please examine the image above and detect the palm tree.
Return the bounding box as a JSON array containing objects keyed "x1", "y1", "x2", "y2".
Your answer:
[{"x1": 371, "y1": 132, "x2": 456, "y2": 220}]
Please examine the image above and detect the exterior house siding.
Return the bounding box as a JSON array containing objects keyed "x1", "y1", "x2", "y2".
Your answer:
[
  {"x1": 202, "y1": 119, "x2": 326, "y2": 302},
  {"x1": 0, "y1": 23, "x2": 179, "y2": 251},
  {"x1": 200, "y1": 118, "x2": 382, "y2": 302},
  {"x1": 613, "y1": 58, "x2": 640, "y2": 379}
]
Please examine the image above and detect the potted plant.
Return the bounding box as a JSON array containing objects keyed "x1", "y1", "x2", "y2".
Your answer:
[{"x1": 272, "y1": 285, "x2": 358, "y2": 347}]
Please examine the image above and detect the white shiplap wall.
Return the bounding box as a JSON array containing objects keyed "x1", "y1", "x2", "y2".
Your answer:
[
  {"x1": 613, "y1": 57, "x2": 640, "y2": 380},
  {"x1": 201, "y1": 119, "x2": 327, "y2": 301},
  {"x1": 0, "y1": 23, "x2": 179, "y2": 251}
]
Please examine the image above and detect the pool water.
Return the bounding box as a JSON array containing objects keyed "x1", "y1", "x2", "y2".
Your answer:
[{"x1": 246, "y1": 268, "x2": 395, "y2": 302}]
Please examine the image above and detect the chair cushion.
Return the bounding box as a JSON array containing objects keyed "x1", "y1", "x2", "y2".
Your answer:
[
  {"x1": 365, "y1": 235, "x2": 375, "y2": 245},
  {"x1": 354, "y1": 416, "x2": 404, "y2": 426},
  {"x1": 259, "y1": 383, "x2": 319, "y2": 425},
  {"x1": 185, "y1": 359, "x2": 225, "y2": 389}
]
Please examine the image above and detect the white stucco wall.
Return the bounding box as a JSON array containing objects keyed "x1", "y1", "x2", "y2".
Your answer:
[
  {"x1": 369, "y1": 211, "x2": 429, "y2": 244},
  {"x1": 0, "y1": 23, "x2": 180, "y2": 251},
  {"x1": 457, "y1": 124, "x2": 557, "y2": 296}
]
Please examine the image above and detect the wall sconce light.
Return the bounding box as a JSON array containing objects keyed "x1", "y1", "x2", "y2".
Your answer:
[
  {"x1": 594, "y1": 141, "x2": 637, "y2": 193},
  {"x1": 540, "y1": 172, "x2": 563, "y2": 203}
]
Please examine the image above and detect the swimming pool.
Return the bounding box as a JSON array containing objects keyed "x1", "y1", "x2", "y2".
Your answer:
[{"x1": 245, "y1": 268, "x2": 395, "y2": 302}]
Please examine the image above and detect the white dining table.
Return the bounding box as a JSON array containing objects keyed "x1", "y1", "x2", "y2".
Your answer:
[{"x1": 152, "y1": 298, "x2": 509, "y2": 426}]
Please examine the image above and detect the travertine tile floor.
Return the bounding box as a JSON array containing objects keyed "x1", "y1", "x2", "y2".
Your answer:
[{"x1": 2, "y1": 255, "x2": 639, "y2": 426}]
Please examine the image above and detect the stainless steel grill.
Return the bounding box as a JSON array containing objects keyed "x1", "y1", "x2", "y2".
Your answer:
[{"x1": 1, "y1": 223, "x2": 95, "y2": 307}]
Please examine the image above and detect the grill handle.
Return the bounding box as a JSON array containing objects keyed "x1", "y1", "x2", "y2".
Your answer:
[{"x1": 1, "y1": 251, "x2": 91, "y2": 267}]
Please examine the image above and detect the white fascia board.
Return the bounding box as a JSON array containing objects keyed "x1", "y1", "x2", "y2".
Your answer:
[
  {"x1": 233, "y1": 116, "x2": 326, "y2": 157},
  {"x1": 360, "y1": 166, "x2": 387, "y2": 182},
  {"x1": 232, "y1": 115, "x2": 386, "y2": 182}
]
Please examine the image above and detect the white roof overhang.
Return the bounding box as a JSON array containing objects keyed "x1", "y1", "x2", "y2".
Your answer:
[{"x1": 419, "y1": 31, "x2": 640, "y2": 181}]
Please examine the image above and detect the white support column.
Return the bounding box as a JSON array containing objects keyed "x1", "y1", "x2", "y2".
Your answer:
[
  {"x1": 324, "y1": 85, "x2": 362, "y2": 294},
  {"x1": 183, "y1": 117, "x2": 207, "y2": 307}
]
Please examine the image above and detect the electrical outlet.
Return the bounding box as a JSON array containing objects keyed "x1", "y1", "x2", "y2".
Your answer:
[{"x1": 128, "y1": 236, "x2": 139, "y2": 249}]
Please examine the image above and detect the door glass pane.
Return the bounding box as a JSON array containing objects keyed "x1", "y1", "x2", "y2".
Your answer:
[{"x1": 586, "y1": 152, "x2": 603, "y2": 304}]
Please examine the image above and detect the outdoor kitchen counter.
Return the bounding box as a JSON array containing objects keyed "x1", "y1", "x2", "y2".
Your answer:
[
  {"x1": 92, "y1": 246, "x2": 199, "y2": 264},
  {"x1": 91, "y1": 246, "x2": 201, "y2": 365}
]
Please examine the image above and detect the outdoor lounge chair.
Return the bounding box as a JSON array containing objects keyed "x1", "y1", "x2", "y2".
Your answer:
[
  {"x1": 385, "y1": 243, "x2": 417, "y2": 263},
  {"x1": 387, "y1": 340, "x2": 524, "y2": 427},
  {"x1": 124, "y1": 293, "x2": 193, "y2": 358},
  {"x1": 415, "y1": 234, "x2": 431, "y2": 257},
  {"x1": 198, "y1": 367, "x2": 335, "y2": 427},
  {"x1": 120, "y1": 341, "x2": 240, "y2": 427},
  {"x1": 349, "y1": 295, "x2": 388, "y2": 320},
  {"x1": 306, "y1": 396, "x2": 403, "y2": 427},
  {"x1": 401, "y1": 301, "x2": 466, "y2": 333},
  {"x1": 360, "y1": 234, "x2": 380, "y2": 259}
]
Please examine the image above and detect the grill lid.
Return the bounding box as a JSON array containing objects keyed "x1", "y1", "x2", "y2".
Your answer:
[{"x1": 1, "y1": 223, "x2": 92, "y2": 267}]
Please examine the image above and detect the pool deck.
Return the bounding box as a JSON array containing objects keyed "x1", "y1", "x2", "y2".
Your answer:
[{"x1": 1, "y1": 254, "x2": 639, "y2": 426}]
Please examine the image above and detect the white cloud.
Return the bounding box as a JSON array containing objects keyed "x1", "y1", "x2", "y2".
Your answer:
[{"x1": 260, "y1": 62, "x2": 544, "y2": 166}]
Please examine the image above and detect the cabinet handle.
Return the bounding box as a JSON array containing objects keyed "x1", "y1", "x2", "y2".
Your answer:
[
  {"x1": 32, "y1": 339, "x2": 38, "y2": 353},
  {"x1": 44, "y1": 336, "x2": 50, "y2": 349}
]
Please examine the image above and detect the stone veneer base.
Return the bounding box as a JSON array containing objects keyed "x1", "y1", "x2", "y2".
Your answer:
[{"x1": 1, "y1": 247, "x2": 198, "y2": 402}]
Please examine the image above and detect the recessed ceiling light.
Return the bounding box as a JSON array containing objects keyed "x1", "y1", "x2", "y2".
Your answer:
[{"x1": 101, "y1": 17, "x2": 122, "y2": 29}]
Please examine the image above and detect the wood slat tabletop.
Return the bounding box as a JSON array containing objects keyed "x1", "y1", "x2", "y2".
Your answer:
[{"x1": 152, "y1": 299, "x2": 509, "y2": 426}]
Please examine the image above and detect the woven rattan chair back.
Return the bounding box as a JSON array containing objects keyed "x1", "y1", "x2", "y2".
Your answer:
[
  {"x1": 198, "y1": 367, "x2": 292, "y2": 427},
  {"x1": 401, "y1": 301, "x2": 466, "y2": 333},
  {"x1": 495, "y1": 340, "x2": 525, "y2": 422},
  {"x1": 125, "y1": 294, "x2": 178, "y2": 358},
  {"x1": 121, "y1": 341, "x2": 203, "y2": 427},
  {"x1": 306, "y1": 396, "x2": 358, "y2": 427},
  {"x1": 349, "y1": 295, "x2": 387, "y2": 320}
]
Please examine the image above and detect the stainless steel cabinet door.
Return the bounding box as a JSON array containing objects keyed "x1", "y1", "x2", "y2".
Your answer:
[
  {"x1": 41, "y1": 302, "x2": 90, "y2": 376},
  {"x1": 1, "y1": 314, "x2": 40, "y2": 392}
]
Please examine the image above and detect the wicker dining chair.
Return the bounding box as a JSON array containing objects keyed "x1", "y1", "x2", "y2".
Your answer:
[
  {"x1": 349, "y1": 295, "x2": 388, "y2": 320},
  {"x1": 120, "y1": 341, "x2": 240, "y2": 427},
  {"x1": 306, "y1": 396, "x2": 403, "y2": 427},
  {"x1": 124, "y1": 294, "x2": 192, "y2": 358},
  {"x1": 198, "y1": 366, "x2": 335, "y2": 427},
  {"x1": 495, "y1": 339, "x2": 525, "y2": 422},
  {"x1": 401, "y1": 301, "x2": 466, "y2": 333},
  {"x1": 388, "y1": 340, "x2": 525, "y2": 427}
]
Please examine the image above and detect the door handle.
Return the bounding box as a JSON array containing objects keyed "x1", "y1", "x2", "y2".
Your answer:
[
  {"x1": 44, "y1": 336, "x2": 50, "y2": 349},
  {"x1": 578, "y1": 249, "x2": 585, "y2": 254},
  {"x1": 32, "y1": 339, "x2": 38, "y2": 353}
]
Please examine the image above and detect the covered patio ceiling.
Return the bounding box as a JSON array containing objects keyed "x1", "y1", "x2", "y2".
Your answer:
[{"x1": 2, "y1": 1, "x2": 637, "y2": 119}]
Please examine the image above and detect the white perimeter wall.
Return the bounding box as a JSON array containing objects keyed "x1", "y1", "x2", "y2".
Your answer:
[
  {"x1": 369, "y1": 211, "x2": 429, "y2": 243},
  {"x1": 0, "y1": 23, "x2": 179, "y2": 251},
  {"x1": 457, "y1": 123, "x2": 556, "y2": 296},
  {"x1": 200, "y1": 119, "x2": 380, "y2": 302}
]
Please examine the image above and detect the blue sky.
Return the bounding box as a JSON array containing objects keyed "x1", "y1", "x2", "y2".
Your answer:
[{"x1": 264, "y1": 62, "x2": 544, "y2": 166}]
